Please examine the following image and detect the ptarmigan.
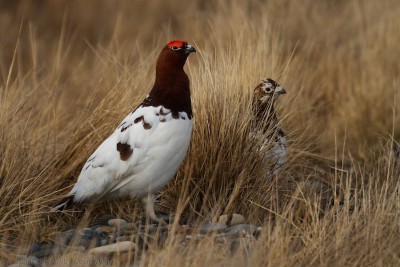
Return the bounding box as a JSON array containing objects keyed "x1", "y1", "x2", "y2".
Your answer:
[
  {"x1": 252, "y1": 78, "x2": 287, "y2": 175},
  {"x1": 53, "y1": 40, "x2": 196, "y2": 222}
]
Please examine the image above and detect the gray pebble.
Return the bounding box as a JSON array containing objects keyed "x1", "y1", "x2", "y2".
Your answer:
[
  {"x1": 115, "y1": 229, "x2": 125, "y2": 237},
  {"x1": 100, "y1": 238, "x2": 108, "y2": 246},
  {"x1": 90, "y1": 224, "x2": 102, "y2": 231},
  {"x1": 31, "y1": 243, "x2": 54, "y2": 258},
  {"x1": 91, "y1": 215, "x2": 117, "y2": 226},
  {"x1": 28, "y1": 243, "x2": 41, "y2": 255},
  {"x1": 77, "y1": 238, "x2": 91, "y2": 249},
  {"x1": 27, "y1": 256, "x2": 41, "y2": 267},
  {"x1": 199, "y1": 223, "x2": 227, "y2": 234},
  {"x1": 94, "y1": 226, "x2": 114, "y2": 235},
  {"x1": 81, "y1": 228, "x2": 96, "y2": 240},
  {"x1": 108, "y1": 218, "x2": 128, "y2": 230},
  {"x1": 88, "y1": 241, "x2": 136, "y2": 255},
  {"x1": 218, "y1": 214, "x2": 246, "y2": 226},
  {"x1": 225, "y1": 224, "x2": 262, "y2": 239}
]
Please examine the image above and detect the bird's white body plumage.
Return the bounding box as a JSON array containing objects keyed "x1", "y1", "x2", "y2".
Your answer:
[{"x1": 69, "y1": 104, "x2": 192, "y2": 203}]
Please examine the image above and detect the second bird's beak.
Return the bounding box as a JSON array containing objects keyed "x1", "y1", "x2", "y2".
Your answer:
[
  {"x1": 185, "y1": 45, "x2": 196, "y2": 54},
  {"x1": 275, "y1": 87, "x2": 286, "y2": 95}
]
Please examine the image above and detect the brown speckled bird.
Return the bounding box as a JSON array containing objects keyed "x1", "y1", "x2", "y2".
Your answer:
[{"x1": 252, "y1": 78, "x2": 287, "y2": 175}]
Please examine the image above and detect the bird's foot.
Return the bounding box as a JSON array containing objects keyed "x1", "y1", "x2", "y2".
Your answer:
[{"x1": 141, "y1": 194, "x2": 169, "y2": 226}]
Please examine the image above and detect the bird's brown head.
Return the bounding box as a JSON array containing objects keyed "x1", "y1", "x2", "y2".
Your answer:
[
  {"x1": 156, "y1": 40, "x2": 196, "y2": 71},
  {"x1": 148, "y1": 40, "x2": 196, "y2": 118},
  {"x1": 253, "y1": 78, "x2": 286, "y2": 105}
]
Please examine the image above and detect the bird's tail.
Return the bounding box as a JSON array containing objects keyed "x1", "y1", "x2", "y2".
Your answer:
[{"x1": 51, "y1": 195, "x2": 74, "y2": 212}]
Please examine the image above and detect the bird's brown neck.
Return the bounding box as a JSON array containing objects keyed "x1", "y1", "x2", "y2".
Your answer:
[
  {"x1": 253, "y1": 100, "x2": 279, "y2": 134},
  {"x1": 145, "y1": 65, "x2": 192, "y2": 119}
]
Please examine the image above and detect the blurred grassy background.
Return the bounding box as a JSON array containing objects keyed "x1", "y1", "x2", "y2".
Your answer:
[{"x1": 1, "y1": 0, "x2": 400, "y2": 266}]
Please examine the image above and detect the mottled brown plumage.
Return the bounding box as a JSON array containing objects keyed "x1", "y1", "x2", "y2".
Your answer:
[{"x1": 252, "y1": 78, "x2": 287, "y2": 175}]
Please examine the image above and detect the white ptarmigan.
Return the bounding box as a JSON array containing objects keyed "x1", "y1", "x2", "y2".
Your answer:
[
  {"x1": 252, "y1": 78, "x2": 287, "y2": 175},
  {"x1": 53, "y1": 40, "x2": 196, "y2": 222}
]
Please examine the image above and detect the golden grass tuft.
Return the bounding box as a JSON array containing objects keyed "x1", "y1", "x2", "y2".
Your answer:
[{"x1": 1, "y1": 0, "x2": 400, "y2": 266}]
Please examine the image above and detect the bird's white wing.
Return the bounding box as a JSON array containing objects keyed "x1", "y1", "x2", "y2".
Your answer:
[{"x1": 69, "y1": 104, "x2": 163, "y2": 202}]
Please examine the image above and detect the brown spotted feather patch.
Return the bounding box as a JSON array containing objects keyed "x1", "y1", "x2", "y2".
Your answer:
[{"x1": 116, "y1": 142, "x2": 133, "y2": 161}]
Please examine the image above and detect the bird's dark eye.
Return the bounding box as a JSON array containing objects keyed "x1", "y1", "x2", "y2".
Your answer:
[{"x1": 171, "y1": 46, "x2": 180, "y2": 50}]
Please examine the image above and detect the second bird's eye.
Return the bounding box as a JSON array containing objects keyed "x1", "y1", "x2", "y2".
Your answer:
[{"x1": 172, "y1": 46, "x2": 180, "y2": 50}]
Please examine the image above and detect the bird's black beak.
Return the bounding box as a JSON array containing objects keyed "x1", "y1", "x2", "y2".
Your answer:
[
  {"x1": 274, "y1": 86, "x2": 286, "y2": 95},
  {"x1": 184, "y1": 45, "x2": 196, "y2": 54}
]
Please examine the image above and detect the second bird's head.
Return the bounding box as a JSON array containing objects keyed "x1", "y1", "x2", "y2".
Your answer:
[
  {"x1": 157, "y1": 40, "x2": 196, "y2": 70},
  {"x1": 253, "y1": 78, "x2": 286, "y2": 104}
]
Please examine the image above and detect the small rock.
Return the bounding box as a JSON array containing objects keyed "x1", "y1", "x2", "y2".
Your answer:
[
  {"x1": 88, "y1": 241, "x2": 136, "y2": 255},
  {"x1": 94, "y1": 226, "x2": 114, "y2": 235},
  {"x1": 100, "y1": 238, "x2": 109, "y2": 246},
  {"x1": 77, "y1": 238, "x2": 91, "y2": 250},
  {"x1": 91, "y1": 215, "x2": 117, "y2": 226},
  {"x1": 90, "y1": 224, "x2": 102, "y2": 231},
  {"x1": 218, "y1": 214, "x2": 245, "y2": 226},
  {"x1": 27, "y1": 243, "x2": 42, "y2": 255},
  {"x1": 31, "y1": 243, "x2": 54, "y2": 258},
  {"x1": 199, "y1": 223, "x2": 227, "y2": 234},
  {"x1": 108, "y1": 218, "x2": 128, "y2": 230},
  {"x1": 115, "y1": 229, "x2": 125, "y2": 237},
  {"x1": 80, "y1": 228, "x2": 96, "y2": 240},
  {"x1": 225, "y1": 224, "x2": 262, "y2": 239}
]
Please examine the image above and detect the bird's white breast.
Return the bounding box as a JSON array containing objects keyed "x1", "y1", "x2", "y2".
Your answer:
[{"x1": 70, "y1": 105, "x2": 192, "y2": 202}]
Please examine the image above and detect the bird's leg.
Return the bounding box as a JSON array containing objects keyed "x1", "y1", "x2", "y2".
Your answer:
[{"x1": 141, "y1": 194, "x2": 166, "y2": 225}]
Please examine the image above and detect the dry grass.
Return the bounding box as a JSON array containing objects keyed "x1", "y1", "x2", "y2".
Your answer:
[{"x1": 1, "y1": 0, "x2": 400, "y2": 266}]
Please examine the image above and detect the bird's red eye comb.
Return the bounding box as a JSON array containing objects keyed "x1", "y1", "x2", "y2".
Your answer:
[{"x1": 167, "y1": 40, "x2": 188, "y2": 48}]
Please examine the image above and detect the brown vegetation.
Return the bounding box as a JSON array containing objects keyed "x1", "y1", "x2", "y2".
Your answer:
[{"x1": 1, "y1": 0, "x2": 400, "y2": 266}]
